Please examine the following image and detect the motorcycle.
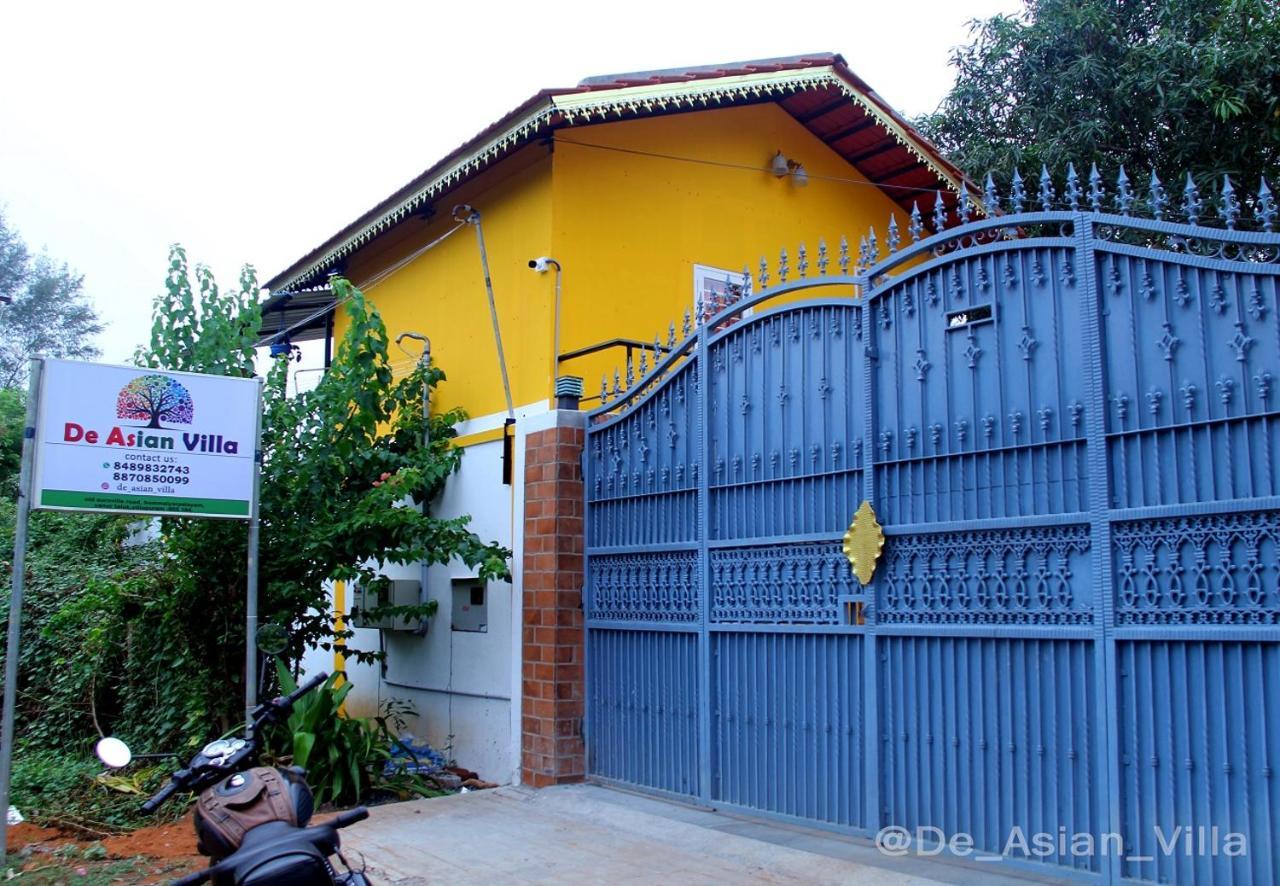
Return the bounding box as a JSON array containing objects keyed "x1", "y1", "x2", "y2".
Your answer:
[{"x1": 96, "y1": 669, "x2": 371, "y2": 885}]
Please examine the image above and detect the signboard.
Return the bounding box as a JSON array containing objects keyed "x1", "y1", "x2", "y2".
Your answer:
[{"x1": 32, "y1": 359, "x2": 260, "y2": 519}]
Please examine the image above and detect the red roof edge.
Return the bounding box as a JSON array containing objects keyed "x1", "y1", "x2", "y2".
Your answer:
[{"x1": 829, "y1": 59, "x2": 971, "y2": 193}]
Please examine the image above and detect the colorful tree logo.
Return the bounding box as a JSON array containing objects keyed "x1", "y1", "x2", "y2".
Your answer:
[{"x1": 117, "y1": 375, "x2": 194, "y2": 429}]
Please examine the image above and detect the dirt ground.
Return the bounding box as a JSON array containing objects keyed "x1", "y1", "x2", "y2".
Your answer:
[
  {"x1": 6, "y1": 814, "x2": 203, "y2": 883},
  {"x1": 5, "y1": 808, "x2": 373, "y2": 883}
]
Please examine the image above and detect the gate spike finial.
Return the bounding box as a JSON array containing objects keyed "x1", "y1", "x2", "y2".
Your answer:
[
  {"x1": 625, "y1": 355, "x2": 635, "y2": 388},
  {"x1": 1147, "y1": 169, "x2": 1167, "y2": 220},
  {"x1": 868, "y1": 226, "x2": 879, "y2": 264},
  {"x1": 1115, "y1": 165, "x2": 1133, "y2": 216},
  {"x1": 957, "y1": 189, "x2": 972, "y2": 225},
  {"x1": 600, "y1": 375, "x2": 609, "y2": 403},
  {"x1": 856, "y1": 236, "x2": 869, "y2": 275},
  {"x1": 1064, "y1": 162, "x2": 1081, "y2": 211},
  {"x1": 612, "y1": 369, "x2": 622, "y2": 397},
  {"x1": 798, "y1": 243, "x2": 808, "y2": 278},
  {"x1": 838, "y1": 235, "x2": 850, "y2": 274},
  {"x1": 758, "y1": 256, "x2": 769, "y2": 289},
  {"x1": 1220, "y1": 174, "x2": 1240, "y2": 229},
  {"x1": 1088, "y1": 163, "x2": 1105, "y2": 213},
  {"x1": 908, "y1": 202, "x2": 923, "y2": 243},
  {"x1": 983, "y1": 172, "x2": 999, "y2": 212},
  {"x1": 653, "y1": 333, "x2": 662, "y2": 359},
  {"x1": 668, "y1": 321, "x2": 676, "y2": 349},
  {"x1": 817, "y1": 239, "x2": 829, "y2": 275},
  {"x1": 1182, "y1": 172, "x2": 1202, "y2": 225},
  {"x1": 887, "y1": 214, "x2": 900, "y2": 254},
  {"x1": 778, "y1": 247, "x2": 789, "y2": 283},
  {"x1": 933, "y1": 190, "x2": 947, "y2": 231},
  {"x1": 1259, "y1": 176, "x2": 1277, "y2": 232},
  {"x1": 682, "y1": 308, "x2": 692, "y2": 338},
  {"x1": 1009, "y1": 168, "x2": 1026, "y2": 214},
  {"x1": 638, "y1": 349, "x2": 648, "y2": 377},
  {"x1": 741, "y1": 265, "x2": 752, "y2": 299},
  {"x1": 1038, "y1": 165, "x2": 1056, "y2": 212}
]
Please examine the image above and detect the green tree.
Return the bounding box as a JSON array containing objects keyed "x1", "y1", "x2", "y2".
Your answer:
[
  {"x1": 919, "y1": 0, "x2": 1280, "y2": 187},
  {"x1": 140, "y1": 247, "x2": 509, "y2": 730},
  {"x1": 3, "y1": 244, "x2": 508, "y2": 772},
  {"x1": 0, "y1": 388, "x2": 25, "y2": 489},
  {"x1": 0, "y1": 209, "x2": 104, "y2": 389}
]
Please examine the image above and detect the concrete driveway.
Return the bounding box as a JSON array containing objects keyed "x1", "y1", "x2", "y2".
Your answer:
[{"x1": 343, "y1": 784, "x2": 1072, "y2": 885}]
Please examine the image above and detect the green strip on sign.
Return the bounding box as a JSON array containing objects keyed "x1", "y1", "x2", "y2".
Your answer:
[{"x1": 40, "y1": 489, "x2": 250, "y2": 517}]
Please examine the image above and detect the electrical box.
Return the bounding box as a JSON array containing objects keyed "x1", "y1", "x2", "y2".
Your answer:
[
  {"x1": 451, "y1": 578, "x2": 487, "y2": 632},
  {"x1": 350, "y1": 579, "x2": 423, "y2": 632}
]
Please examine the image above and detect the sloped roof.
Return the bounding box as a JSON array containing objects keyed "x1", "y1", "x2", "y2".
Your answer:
[{"x1": 263, "y1": 53, "x2": 970, "y2": 321}]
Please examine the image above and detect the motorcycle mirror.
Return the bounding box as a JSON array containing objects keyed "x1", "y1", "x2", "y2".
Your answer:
[
  {"x1": 256, "y1": 623, "x2": 289, "y2": 656},
  {"x1": 95, "y1": 736, "x2": 133, "y2": 769}
]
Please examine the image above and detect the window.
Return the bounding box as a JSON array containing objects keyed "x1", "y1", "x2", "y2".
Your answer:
[{"x1": 693, "y1": 264, "x2": 750, "y2": 328}]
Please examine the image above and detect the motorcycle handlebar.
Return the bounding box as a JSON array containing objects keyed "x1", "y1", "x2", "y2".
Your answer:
[
  {"x1": 248, "y1": 671, "x2": 329, "y2": 732},
  {"x1": 141, "y1": 778, "x2": 181, "y2": 814},
  {"x1": 268, "y1": 671, "x2": 328, "y2": 719},
  {"x1": 333, "y1": 806, "x2": 370, "y2": 829}
]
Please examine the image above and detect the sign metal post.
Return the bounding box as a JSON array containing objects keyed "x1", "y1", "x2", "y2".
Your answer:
[
  {"x1": 245, "y1": 378, "x2": 264, "y2": 731},
  {"x1": 0, "y1": 359, "x2": 44, "y2": 868}
]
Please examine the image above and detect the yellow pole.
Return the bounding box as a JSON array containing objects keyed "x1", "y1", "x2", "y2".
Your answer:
[{"x1": 333, "y1": 580, "x2": 347, "y2": 716}]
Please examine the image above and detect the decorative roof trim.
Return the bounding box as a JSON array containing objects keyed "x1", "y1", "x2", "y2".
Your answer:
[
  {"x1": 271, "y1": 66, "x2": 961, "y2": 294},
  {"x1": 273, "y1": 103, "x2": 557, "y2": 293},
  {"x1": 551, "y1": 67, "x2": 833, "y2": 118}
]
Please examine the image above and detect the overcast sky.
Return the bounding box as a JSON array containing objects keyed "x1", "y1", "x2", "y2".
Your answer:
[{"x1": 0, "y1": 0, "x2": 1020, "y2": 364}]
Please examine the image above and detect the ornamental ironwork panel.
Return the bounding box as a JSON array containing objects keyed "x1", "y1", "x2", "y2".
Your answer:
[
  {"x1": 878, "y1": 524, "x2": 1092, "y2": 626},
  {"x1": 587, "y1": 551, "x2": 699, "y2": 623},
  {"x1": 1112, "y1": 511, "x2": 1280, "y2": 626},
  {"x1": 710, "y1": 542, "x2": 856, "y2": 624},
  {"x1": 584, "y1": 165, "x2": 1280, "y2": 883}
]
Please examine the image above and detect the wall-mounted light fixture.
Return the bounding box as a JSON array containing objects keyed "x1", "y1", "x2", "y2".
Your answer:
[{"x1": 770, "y1": 150, "x2": 809, "y2": 188}]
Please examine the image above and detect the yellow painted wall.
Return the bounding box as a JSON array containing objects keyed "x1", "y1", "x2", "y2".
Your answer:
[
  {"x1": 336, "y1": 102, "x2": 912, "y2": 426},
  {"x1": 549, "y1": 102, "x2": 909, "y2": 396},
  {"x1": 340, "y1": 145, "x2": 555, "y2": 421}
]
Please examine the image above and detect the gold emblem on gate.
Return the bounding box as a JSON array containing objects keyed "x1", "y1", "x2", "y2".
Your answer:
[{"x1": 842, "y1": 500, "x2": 884, "y2": 586}]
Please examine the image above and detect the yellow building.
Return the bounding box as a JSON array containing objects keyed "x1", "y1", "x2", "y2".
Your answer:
[{"x1": 262, "y1": 53, "x2": 968, "y2": 783}]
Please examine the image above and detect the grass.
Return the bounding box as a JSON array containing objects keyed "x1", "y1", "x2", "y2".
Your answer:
[{"x1": 5, "y1": 845, "x2": 198, "y2": 884}]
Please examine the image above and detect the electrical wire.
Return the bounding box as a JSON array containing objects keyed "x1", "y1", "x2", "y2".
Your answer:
[
  {"x1": 363, "y1": 221, "x2": 465, "y2": 292},
  {"x1": 258, "y1": 220, "x2": 466, "y2": 348},
  {"x1": 554, "y1": 136, "x2": 958, "y2": 198}
]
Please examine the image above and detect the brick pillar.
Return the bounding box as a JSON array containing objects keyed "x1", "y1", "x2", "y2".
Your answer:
[{"x1": 521, "y1": 418, "x2": 585, "y2": 786}]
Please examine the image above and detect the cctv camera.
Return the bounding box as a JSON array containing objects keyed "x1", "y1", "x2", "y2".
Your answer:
[{"x1": 529, "y1": 257, "x2": 552, "y2": 273}]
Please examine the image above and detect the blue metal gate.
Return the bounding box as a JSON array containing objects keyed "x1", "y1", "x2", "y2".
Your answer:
[{"x1": 583, "y1": 171, "x2": 1280, "y2": 884}]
